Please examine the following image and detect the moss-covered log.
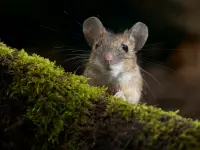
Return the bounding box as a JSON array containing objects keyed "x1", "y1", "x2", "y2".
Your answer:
[{"x1": 0, "y1": 42, "x2": 200, "y2": 150}]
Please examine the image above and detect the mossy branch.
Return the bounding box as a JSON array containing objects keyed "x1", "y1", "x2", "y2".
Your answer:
[{"x1": 0, "y1": 42, "x2": 200, "y2": 150}]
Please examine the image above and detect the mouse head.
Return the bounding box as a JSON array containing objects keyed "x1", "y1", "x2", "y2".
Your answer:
[{"x1": 83, "y1": 17, "x2": 148, "y2": 73}]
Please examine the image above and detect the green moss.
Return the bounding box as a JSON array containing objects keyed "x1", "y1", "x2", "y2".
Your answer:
[
  {"x1": 0, "y1": 42, "x2": 106, "y2": 149},
  {"x1": 106, "y1": 96, "x2": 200, "y2": 149},
  {"x1": 0, "y1": 42, "x2": 15, "y2": 57},
  {"x1": 1, "y1": 42, "x2": 200, "y2": 150}
]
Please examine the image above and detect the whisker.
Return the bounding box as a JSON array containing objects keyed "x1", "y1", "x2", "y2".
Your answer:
[
  {"x1": 74, "y1": 63, "x2": 87, "y2": 74},
  {"x1": 74, "y1": 59, "x2": 89, "y2": 65},
  {"x1": 39, "y1": 25, "x2": 57, "y2": 32},
  {"x1": 141, "y1": 48, "x2": 196, "y2": 51},
  {"x1": 75, "y1": 33, "x2": 85, "y2": 38},
  {"x1": 53, "y1": 48, "x2": 88, "y2": 51},
  {"x1": 163, "y1": 48, "x2": 199, "y2": 52},
  {"x1": 139, "y1": 59, "x2": 174, "y2": 72},
  {"x1": 139, "y1": 67, "x2": 161, "y2": 87},
  {"x1": 65, "y1": 54, "x2": 89, "y2": 56},
  {"x1": 63, "y1": 11, "x2": 96, "y2": 45},
  {"x1": 142, "y1": 78, "x2": 156, "y2": 101},
  {"x1": 143, "y1": 42, "x2": 163, "y2": 47},
  {"x1": 57, "y1": 56, "x2": 88, "y2": 64},
  {"x1": 54, "y1": 46, "x2": 77, "y2": 49},
  {"x1": 64, "y1": 11, "x2": 83, "y2": 28}
]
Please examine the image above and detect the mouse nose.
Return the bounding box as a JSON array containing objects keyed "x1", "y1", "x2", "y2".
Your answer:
[{"x1": 104, "y1": 52, "x2": 113, "y2": 61}]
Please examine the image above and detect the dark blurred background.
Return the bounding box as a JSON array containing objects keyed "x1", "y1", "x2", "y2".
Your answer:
[{"x1": 1, "y1": 0, "x2": 200, "y2": 119}]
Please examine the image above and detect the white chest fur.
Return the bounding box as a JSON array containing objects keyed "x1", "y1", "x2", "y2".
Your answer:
[
  {"x1": 110, "y1": 62, "x2": 142, "y2": 104},
  {"x1": 84, "y1": 61, "x2": 142, "y2": 104},
  {"x1": 110, "y1": 62, "x2": 124, "y2": 78}
]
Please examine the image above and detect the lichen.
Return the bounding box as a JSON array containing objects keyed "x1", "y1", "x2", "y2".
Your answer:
[{"x1": 1, "y1": 42, "x2": 200, "y2": 150}]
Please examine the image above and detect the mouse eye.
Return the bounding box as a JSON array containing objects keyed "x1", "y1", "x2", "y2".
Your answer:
[
  {"x1": 121, "y1": 43, "x2": 128, "y2": 52},
  {"x1": 95, "y1": 42, "x2": 102, "y2": 49}
]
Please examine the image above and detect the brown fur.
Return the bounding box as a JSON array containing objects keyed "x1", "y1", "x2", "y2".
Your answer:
[{"x1": 82, "y1": 17, "x2": 148, "y2": 104}]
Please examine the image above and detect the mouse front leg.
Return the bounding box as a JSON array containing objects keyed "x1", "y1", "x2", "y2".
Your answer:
[
  {"x1": 107, "y1": 83, "x2": 126, "y2": 100},
  {"x1": 114, "y1": 90, "x2": 126, "y2": 100}
]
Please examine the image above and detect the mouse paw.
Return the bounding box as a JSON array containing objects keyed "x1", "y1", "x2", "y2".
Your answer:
[{"x1": 114, "y1": 91, "x2": 126, "y2": 100}]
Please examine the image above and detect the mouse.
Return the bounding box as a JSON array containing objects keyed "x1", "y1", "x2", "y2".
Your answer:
[{"x1": 82, "y1": 16, "x2": 148, "y2": 104}]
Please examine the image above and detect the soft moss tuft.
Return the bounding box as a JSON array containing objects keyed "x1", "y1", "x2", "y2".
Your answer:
[{"x1": 1, "y1": 42, "x2": 200, "y2": 150}]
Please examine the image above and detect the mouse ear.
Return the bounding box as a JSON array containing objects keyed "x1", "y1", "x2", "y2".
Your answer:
[
  {"x1": 129, "y1": 22, "x2": 148, "y2": 51},
  {"x1": 83, "y1": 17, "x2": 106, "y2": 47}
]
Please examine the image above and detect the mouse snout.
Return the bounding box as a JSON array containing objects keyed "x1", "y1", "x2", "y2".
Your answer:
[{"x1": 104, "y1": 52, "x2": 113, "y2": 61}]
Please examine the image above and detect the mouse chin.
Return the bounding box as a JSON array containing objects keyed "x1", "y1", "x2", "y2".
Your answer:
[
  {"x1": 104, "y1": 62, "x2": 115, "y2": 71},
  {"x1": 105, "y1": 64, "x2": 112, "y2": 71},
  {"x1": 105, "y1": 62, "x2": 124, "y2": 76}
]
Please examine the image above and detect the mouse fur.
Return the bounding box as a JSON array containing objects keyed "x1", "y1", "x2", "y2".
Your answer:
[{"x1": 82, "y1": 16, "x2": 148, "y2": 104}]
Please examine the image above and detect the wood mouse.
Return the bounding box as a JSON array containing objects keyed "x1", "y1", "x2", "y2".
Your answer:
[{"x1": 82, "y1": 17, "x2": 148, "y2": 104}]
